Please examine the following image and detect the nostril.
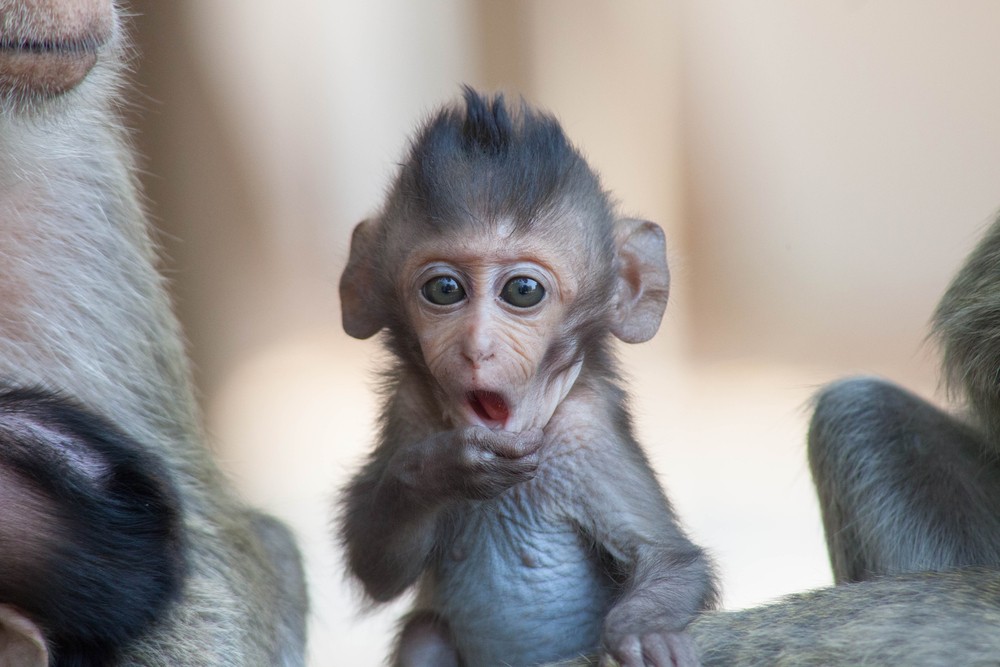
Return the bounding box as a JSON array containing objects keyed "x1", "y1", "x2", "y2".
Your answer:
[
  {"x1": 462, "y1": 348, "x2": 495, "y2": 366},
  {"x1": 461, "y1": 334, "x2": 494, "y2": 366}
]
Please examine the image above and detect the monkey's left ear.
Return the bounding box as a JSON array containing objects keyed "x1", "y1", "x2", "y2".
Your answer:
[
  {"x1": 611, "y1": 218, "x2": 670, "y2": 343},
  {"x1": 340, "y1": 219, "x2": 386, "y2": 339}
]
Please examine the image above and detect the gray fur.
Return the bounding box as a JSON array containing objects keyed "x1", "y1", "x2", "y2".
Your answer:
[
  {"x1": 690, "y1": 569, "x2": 1000, "y2": 666},
  {"x1": 810, "y1": 376, "x2": 1000, "y2": 581},
  {"x1": 933, "y1": 218, "x2": 1000, "y2": 445},
  {"x1": 394, "y1": 86, "x2": 612, "y2": 237},
  {"x1": 0, "y1": 5, "x2": 307, "y2": 665},
  {"x1": 557, "y1": 570, "x2": 1000, "y2": 666}
]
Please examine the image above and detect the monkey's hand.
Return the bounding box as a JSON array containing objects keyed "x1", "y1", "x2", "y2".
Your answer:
[
  {"x1": 600, "y1": 622, "x2": 700, "y2": 667},
  {"x1": 391, "y1": 427, "x2": 543, "y2": 502}
]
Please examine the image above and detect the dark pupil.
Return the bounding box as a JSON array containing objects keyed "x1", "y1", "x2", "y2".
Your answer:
[
  {"x1": 422, "y1": 276, "x2": 465, "y2": 305},
  {"x1": 502, "y1": 277, "x2": 544, "y2": 308}
]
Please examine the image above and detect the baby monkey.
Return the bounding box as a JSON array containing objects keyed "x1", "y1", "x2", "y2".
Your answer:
[{"x1": 339, "y1": 88, "x2": 717, "y2": 667}]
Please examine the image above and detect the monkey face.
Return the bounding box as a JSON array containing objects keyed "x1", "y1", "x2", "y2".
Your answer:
[{"x1": 401, "y1": 225, "x2": 583, "y2": 433}]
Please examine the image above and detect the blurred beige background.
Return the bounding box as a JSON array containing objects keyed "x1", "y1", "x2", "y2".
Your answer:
[{"x1": 126, "y1": 1, "x2": 1000, "y2": 664}]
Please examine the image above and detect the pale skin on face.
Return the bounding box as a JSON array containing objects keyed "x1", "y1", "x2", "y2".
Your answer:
[{"x1": 401, "y1": 223, "x2": 584, "y2": 433}]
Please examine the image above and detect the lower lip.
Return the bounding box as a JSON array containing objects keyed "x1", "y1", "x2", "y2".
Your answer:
[{"x1": 0, "y1": 49, "x2": 98, "y2": 96}]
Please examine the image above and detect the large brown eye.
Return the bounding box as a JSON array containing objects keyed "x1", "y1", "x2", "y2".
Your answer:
[
  {"x1": 500, "y1": 277, "x2": 544, "y2": 308},
  {"x1": 421, "y1": 276, "x2": 466, "y2": 306}
]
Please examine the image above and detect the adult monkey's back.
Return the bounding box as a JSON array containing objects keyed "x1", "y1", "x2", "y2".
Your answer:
[
  {"x1": 689, "y1": 230, "x2": 1000, "y2": 660},
  {"x1": 0, "y1": 1, "x2": 307, "y2": 665}
]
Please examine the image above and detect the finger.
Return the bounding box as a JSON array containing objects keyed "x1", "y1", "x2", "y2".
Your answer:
[
  {"x1": 462, "y1": 450, "x2": 538, "y2": 498},
  {"x1": 664, "y1": 632, "x2": 700, "y2": 667},
  {"x1": 607, "y1": 635, "x2": 644, "y2": 667},
  {"x1": 515, "y1": 427, "x2": 544, "y2": 449},
  {"x1": 640, "y1": 633, "x2": 673, "y2": 667},
  {"x1": 485, "y1": 428, "x2": 544, "y2": 459},
  {"x1": 489, "y1": 454, "x2": 539, "y2": 486}
]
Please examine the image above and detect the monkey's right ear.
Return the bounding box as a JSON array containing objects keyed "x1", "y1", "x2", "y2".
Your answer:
[{"x1": 340, "y1": 219, "x2": 387, "y2": 339}]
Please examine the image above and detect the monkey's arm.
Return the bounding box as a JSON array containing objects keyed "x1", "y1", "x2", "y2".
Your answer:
[
  {"x1": 574, "y1": 436, "x2": 717, "y2": 667},
  {"x1": 340, "y1": 455, "x2": 437, "y2": 601},
  {"x1": 339, "y1": 393, "x2": 542, "y2": 601},
  {"x1": 809, "y1": 376, "x2": 1000, "y2": 581}
]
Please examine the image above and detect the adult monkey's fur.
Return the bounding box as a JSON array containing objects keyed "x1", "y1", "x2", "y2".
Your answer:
[
  {"x1": 0, "y1": 1, "x2": 307, "y2": 664},
  {"x1": 558, "y1": 570, "x2": 1000, "y2": 666}
]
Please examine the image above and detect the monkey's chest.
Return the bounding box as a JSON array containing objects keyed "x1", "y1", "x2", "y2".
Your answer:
[{"x1": 431, "y1": 496, "x2": 614, "y2": 666}]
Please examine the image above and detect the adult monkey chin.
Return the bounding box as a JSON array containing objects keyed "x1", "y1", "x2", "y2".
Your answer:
[
  {"x1": 339, "y1": 88, "x2": 718, "y2": 667},
  {"x1": 0, "y1": 1, "x2": 307, "y2": 665}
]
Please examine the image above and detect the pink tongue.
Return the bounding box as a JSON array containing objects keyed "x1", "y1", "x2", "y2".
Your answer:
[{"x1": 472, "y1": 391, "x2": 509, "y2": 424}]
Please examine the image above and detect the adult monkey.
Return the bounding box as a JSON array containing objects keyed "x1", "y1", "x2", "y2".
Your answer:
[
  {"x1": 682, "y1": 219, "x2": 1000, "y2": 661},
  {"x1": 0, "y1": 1, "x2": 307, "y2": 665}
]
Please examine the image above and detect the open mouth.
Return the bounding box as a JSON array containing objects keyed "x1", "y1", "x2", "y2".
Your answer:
[{"x1": 467, "y1": 390, "x2": 510, "y2": 427}]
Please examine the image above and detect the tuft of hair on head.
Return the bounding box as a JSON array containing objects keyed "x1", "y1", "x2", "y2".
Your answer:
[
  {"x1": 391, "y1": 86, "x2": 610, "y2": 234},
  {"x1": 459, "y1": 85, "x2": 513, "y2": 157}
]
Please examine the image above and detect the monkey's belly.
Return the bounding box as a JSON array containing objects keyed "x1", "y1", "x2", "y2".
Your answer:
[{"x1": 431, "y1": 500, "x2": 614, "y2": 666}]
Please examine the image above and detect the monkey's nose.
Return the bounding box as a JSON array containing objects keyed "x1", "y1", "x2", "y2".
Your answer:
[
  {"x1": 461, "y1": 325, "x2": 496, "y2": 367},
  {"x1": 0, "y1": 0, "x2": 113, "y2": 98},
  {"x1": 462, "y1": 348, "x2": 495, "y2": 368}
]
